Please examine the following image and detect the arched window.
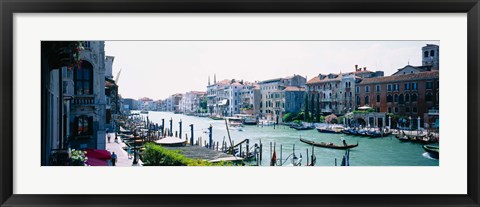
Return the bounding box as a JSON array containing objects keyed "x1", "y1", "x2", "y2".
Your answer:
[
  {"x1": 394, "y1": 94, "x2": 399, "y2": 102},
  {"x1": 376, "y1": 95, "x2": 380, "y2": 102},
  {"x1": 405, "y1": 94, "x2": 410, "y2": 102},
  {"x1": 424, "y1": 51, "x2": 429, "y2": 57},
  {"x1": 426, "y1": 92, "x2": 433, "y2": 102},
  {"x1": 75, "y1": 61, "x2": 94, "y2": 95},
  {"x1": 387, "y1": 94, "x2": 393, "y2": 103},
  {"x1": 411, "y1": 94, "x2": 418, "y2": 102},
  {"x1": 365, "y1": 96, "x2": 369, "y2": 105},
  {"x1": 399, "y1": 94, "x2": 404, "y2": 104}
]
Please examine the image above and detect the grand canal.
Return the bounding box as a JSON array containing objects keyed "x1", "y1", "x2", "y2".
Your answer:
[{"x1": 140, "y1": 111, "x2": 439, "y2": 166}]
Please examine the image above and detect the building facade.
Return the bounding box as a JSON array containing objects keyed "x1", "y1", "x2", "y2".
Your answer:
[
  {"x1": 356, "y1": 70, "x2": 439, "y2": 128},
  {"x1": 259, "y1": 74, "x2": 306, "y2": 123}
]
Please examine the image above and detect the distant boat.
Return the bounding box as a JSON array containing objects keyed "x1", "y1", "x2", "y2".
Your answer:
[
  {"x1": 300, "y1": 138, "x2": 358, "y2": 149},
  {"x1": 209, "y1": 115, "x2": 224, "y2": 120},
  {"x1": 140, "y1": 110, "x2": 148, "y2": 114},
  {"x1": 292, "y1": 125, "x2": 315, "y2": 130},
  {"x1": 423, "y1": 145, "x2": 439, "y2": 159},
  {"x1": 317, "y1": 125, "x2": 344, "y2": 134}
]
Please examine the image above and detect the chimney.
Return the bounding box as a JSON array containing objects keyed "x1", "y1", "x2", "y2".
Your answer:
[
  {"x1": 363, "y1": 67, "x2": 366, "y2": 71},
  {"x1": 355, "y1": 65, "x2": 358, "y2": 71}
]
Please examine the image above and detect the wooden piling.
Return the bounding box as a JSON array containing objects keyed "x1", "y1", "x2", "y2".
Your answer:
[
  {"x1": 239, "y1": 144, "x2": 242, "y2": 158},
  {"x1": 306, "y1": 148, "x2": 309, "y2": 166},
  {"x1": 259, "y1": 141, "x2": 263, "y2": 161},
  {"x1": 280, "y1": 144, "x2": 283, "y2": 166},
  {"x1": 246, "y1": 139, "x2": 250, "y2": 158}
]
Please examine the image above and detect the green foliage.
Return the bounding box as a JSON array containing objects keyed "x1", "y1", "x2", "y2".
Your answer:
[
  {"x1": 70, "y1": 149, "x2": 87, "y2": 166},
  {"x1": 283, "y1": 112, "x2": 294, "y2": 122},
  {"x1": 337, "y1": 115, "x2": 345, "y2": 124},
  {"x1": 353, "y1": 108, "x2": 375, "y2": 114},
  {"x1": 142, "y1": 143, "x2": 234, "y2": 166}
]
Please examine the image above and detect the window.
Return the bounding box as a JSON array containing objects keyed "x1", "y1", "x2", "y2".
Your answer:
[
  {"x1": 365, "y1": 86, "x2": 370, "y2": 93},
  {"x1": 394, "y1": 107, "x2": 398, "y2": 113},
  {"x1": 387, "y1": 84, "x2": 392, "y2": 92},
  {"x1": 426, "y1": 81, "x2": 433, "y2": 89},
  {"x1": 75, "y1": 62, "x2": 94, "y2": 95},
  {"x1": 404, "y1": 83, "x2": 410, "y2": 91},
  {"x1": 376, "y1": 85, "x2": 380, "y2": 92},
  {"x1": 411, "y1": 94, "x2": 418, "y2": 102},
  {"x1": 356, "y1": 96, "x2": 360, "y2": 106},
  {"x1": 387, "y1": 94, "x2": 393, "y2": 103},
  {"x1": 413, "y1": 107, "x2": 418, "y2": 113},
  {"x1": 424, "y1": 51, "x2": 429, "y2": 57},
  {"x1": 405, "y1": 94, "x2": 410, "y2": 102},
  {"x1": 394, "y1": 84, "x2": 399, "y2": 91},
  {"x1": 426, "y1": 92, "x2": 433, "y2": 102},
  {"x1": 376, "y1": 95, "x2": 380, "y2": 102},
  {"x1": 75, "y1": 115, "x2": 93, "y2": 136},
  {"x1": 355, "y1": 86, "x2": 360, "y2": 93},
  {"x1": 411, "y1": 82, "x2": 418, "y2": 90},
  {"x1": 388, "y1": 107, "x2": 392, "y2": 113},
  {"x1": 406, "y1": 107, "x2": 410, "y2": 113},
  {"x1": 399, "y1": 94, "x2": 404, "y2": 104},
  {"x1": 394, "y1": 94, "x2": 399, "y2": 102},
  {"x1": 430, "y1": 50, "x2": 435, "y2": 57},
  {"x1": 365, "y1": 96, "x2": 369, "y2": 105}
]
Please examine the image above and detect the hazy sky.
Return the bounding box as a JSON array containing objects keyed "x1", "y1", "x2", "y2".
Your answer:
[{"x1": 104, "y1": 41, "x2": 438, "y2": 100}]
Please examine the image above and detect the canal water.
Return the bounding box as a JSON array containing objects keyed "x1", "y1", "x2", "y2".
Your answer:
[{"x1": 140, "y1": 111, "x2": 439, "y2": 166}]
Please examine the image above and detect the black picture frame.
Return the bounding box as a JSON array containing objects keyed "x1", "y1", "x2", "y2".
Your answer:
[{"x1": 1, "y1": 0, "x2": 479, "y2": 206}]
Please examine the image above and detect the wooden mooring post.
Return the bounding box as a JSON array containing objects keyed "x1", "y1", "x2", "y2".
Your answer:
[
  {"x1": 246, "y1": 139, "x2": 249, "y2": 158},
  {"x1": 259, "y1": 140, "x2": 263, "y2": 161},
  {"x1": 280, "y1": 144, "x2": 283, "y2": 166}
]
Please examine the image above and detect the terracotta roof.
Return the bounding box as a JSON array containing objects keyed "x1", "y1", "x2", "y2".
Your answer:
[
  {"x1": 216, "y1": 79, "x2": 231, "y2": 85},
  {"x1": 352, "y1": 70, "x2": 373, "y2": 74},
  {"x1": 306, "y1": 75, "x2": 341, "y2": 84},
  {"x1": 358, "y1": 71, "x2": 439, "y2": 85},
  {"x1": 283, "y1": 86, "x2": 306, "y2": 92},
  {"x1": 191, "y1": 91, "x2": 207, "y2": 95}
]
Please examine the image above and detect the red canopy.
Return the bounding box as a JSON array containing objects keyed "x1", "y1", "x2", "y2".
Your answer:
[{"x1": 85, "y1": 148, "x2": 111, "y2": 166}]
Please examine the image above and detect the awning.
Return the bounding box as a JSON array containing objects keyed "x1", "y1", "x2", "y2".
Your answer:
[
  {"x1": 358, "y1": 105, "x2": 372, "y2": 110},
  {"x1": 85, "y1": 148, "x2": 111, "y2": 166},
  {"x1": 218, "y1": 99, "x2": 228, "y2": 106}
]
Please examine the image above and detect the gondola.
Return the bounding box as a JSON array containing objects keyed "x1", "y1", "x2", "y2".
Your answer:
[
  {"x1": 300, "y1": 138, "x2": 358, "y2": 149},
  {"x1": 291, "y1": 125, "x2": 315, "y2": 130},
  {"x1": 395, "y1": 133, "x2": 409, "y2": 142},
  {"x1": 423, "y1": 145, "x2": 439, "y2": 159}
]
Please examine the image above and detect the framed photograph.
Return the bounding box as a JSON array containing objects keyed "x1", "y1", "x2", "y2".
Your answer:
[{"x1": 1, "y1": 0, "x2": 479, "y2": 206}]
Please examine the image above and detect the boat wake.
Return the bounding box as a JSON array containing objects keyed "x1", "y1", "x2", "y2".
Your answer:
[{"x1": 422, "y1": 152, "x2": 438, "y2": 160}]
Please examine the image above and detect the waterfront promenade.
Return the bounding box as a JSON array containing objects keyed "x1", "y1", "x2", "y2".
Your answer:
[{"x1": 105, "y1": 133, "x2": 143, "y2": 166}]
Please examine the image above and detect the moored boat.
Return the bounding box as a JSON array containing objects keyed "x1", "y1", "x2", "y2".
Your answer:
[
  {"x1": 292, "y1": 125, "x2": 315, "y2": 130},
  {"x1": 316, "y1": 125, "x2": 344, "y2": 134},
  {"x1": 300, "y1": 138, "x2": 358, "y2": 149},
  {"x1": 423, "y1": 145, "x2": 439, "y2": 159}
]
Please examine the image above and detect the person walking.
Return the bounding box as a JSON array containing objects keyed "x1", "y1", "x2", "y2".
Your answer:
[
  {"x1": 107, "y1": 133, "x2": 111, "y2": 143},
  {"x1": 111, "y1": 152, "x2": 117, "y2": 166},
  {"x1": 127, "y1": 147, "x2": 132, "y2": 159}
]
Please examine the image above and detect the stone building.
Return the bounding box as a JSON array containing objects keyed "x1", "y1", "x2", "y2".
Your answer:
[
  {"x1": 41, "y1": 41, "x2": 109, "y2": 165},
  {"x1": 355, "y1": 70, "x2": 439, "y2": 128},
  {"x1": 259, "y1": 74, "x2": 306, "y2": 123}
]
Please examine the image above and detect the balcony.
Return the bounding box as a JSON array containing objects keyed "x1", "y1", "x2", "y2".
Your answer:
[{"x1": 72, "y1": 95, "x2": 95, "y2": 106}]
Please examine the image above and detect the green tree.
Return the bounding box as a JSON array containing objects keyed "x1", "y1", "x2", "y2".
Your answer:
[
  {"x1": 304, "y1": 94, "x2": 310, "y2": 121},
  {"x1": 315, "y1": 93, "x2": 321, "y2": 123}
]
